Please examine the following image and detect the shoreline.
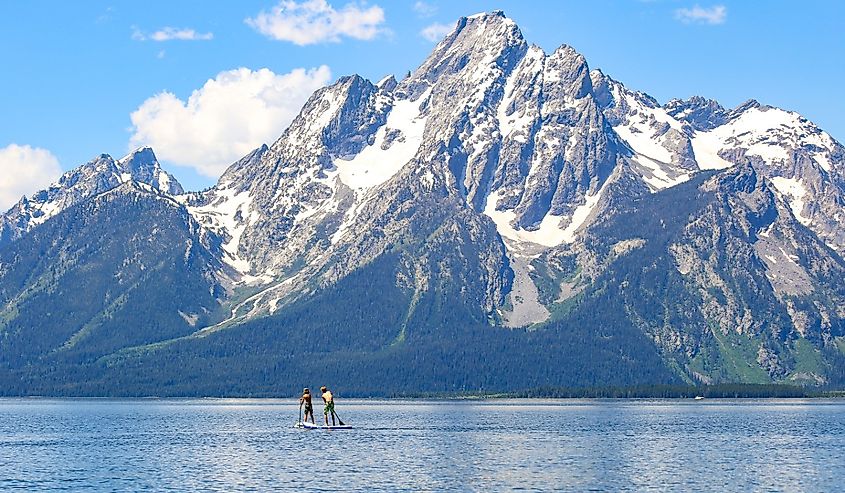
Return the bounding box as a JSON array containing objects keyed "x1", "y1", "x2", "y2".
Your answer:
[{"x1": 3, "y1": 384, "x2": 844, "y2": 400}]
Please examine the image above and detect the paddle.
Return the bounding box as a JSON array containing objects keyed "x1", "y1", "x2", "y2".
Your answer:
[
  {"x1": 298, "y1": 401, "x2": 303, "y2": 425},
  {"x1": 331, "y1": 408, "x2": 346, "y2": 426}
]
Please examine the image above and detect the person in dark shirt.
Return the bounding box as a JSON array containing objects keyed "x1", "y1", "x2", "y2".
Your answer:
[{"x1": 300, "y1": 388, "x2": 315, "y2": 424}]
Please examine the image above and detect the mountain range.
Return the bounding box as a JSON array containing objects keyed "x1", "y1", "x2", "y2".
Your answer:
[{"x1": 2, "y1": 11, "x2": 844, "y2": 396}]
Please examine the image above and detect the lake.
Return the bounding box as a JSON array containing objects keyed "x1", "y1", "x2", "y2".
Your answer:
[{"x1": 0, "y1": 399, "x2": 843, "y2": 491}]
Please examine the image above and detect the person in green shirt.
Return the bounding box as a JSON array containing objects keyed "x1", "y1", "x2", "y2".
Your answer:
[{"x1": 321, "y1": 386, "x2": 336, "y2": 426}]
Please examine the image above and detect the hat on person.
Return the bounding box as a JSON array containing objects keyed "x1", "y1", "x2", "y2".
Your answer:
[
  {"x1": 303, "y1": 388, "x2": 309, "y2": 393},
  {"x1": 320, "y1": 386, "x2": 327, "y2": 392}
]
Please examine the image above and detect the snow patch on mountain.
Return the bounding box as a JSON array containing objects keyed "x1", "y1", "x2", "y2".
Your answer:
[
  {"x1": 696, "y1": 106, "x2": 798, "y2": 163},
  {"x1": 612, "y1": 100, "x2": 682, "y2": 164},
  {"x1": 497, "y1": 46, "x2": 542, "y2": 143},
  {"x1": 485, "y1": 191, "x2": 562, "y2": 247},
  {"x1": 561, "y1": 189, "x2": 603, "y2": 241},
  {"x1": 484, "y1": 186, "x2": 603, "y2": 248},
  {"x1": 631, "y1": 154, "x2": 691, "y2": 190},
  {"x1": 770, "y1": 176, "x2": 810, "y2": 225},
  {"x1": 187, "y1": 185, "x2": 256, "y2": 273},
  {"x1": 690, "y1": 131, "x2": 734, "y2": 169},
  {"x1": 334, "y1": 89, "x2": 431, "y2": 190}
]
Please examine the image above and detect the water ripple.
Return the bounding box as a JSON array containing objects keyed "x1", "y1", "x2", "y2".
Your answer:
[{"x1": 0, "y1": 399, "x2": 843, "y2": 491}]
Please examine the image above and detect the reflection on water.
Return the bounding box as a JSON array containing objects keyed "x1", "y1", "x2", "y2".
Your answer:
[{"x1": 0, "y1": 399, "x2": 843, "y2": 491}]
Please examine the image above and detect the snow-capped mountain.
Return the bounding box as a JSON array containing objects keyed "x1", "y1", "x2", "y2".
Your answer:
[
  {"x1": 1, "y1": 11, "x2": 844, "y2": 394},
  {"x1": 181, "y1": 11, "x2": 845, "y2": 325},
  {"x1": 182, "y1": 11, "x2": 637, "y2": 321},
  {"x1": 595, "y1": 72, "x2": 845, "y2": 251},
  {"x1": 0, "y1": 147, "x2": 183, "y2": 244}
]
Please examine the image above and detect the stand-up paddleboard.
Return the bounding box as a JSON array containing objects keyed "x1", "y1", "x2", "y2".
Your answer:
[{"x1": 295, "y1": 421, "x2": 352, "y2": 430}]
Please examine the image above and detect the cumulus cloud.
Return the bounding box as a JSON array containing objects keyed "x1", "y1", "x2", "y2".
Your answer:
[
  {"x1": 420, "y1": 22, "x2": 452, "y2": 42},
  {"x1": 246, "y1": 0, "x2": 385, "y2": 45},
  {"x1": 675, "y1": 5, "x2": 727, "y2": 25},
  {"x1": 0, "y1": 144, "x2": 62, "y2": 210},
  {"x1": 413, "y1": 1, "x2": 437, "y2": 17},
  {"x1": 128, "y1": 66, "x2": 332, "y2": 177},
  {"x1": 132, "y1": 27, "x2": 214, "y2": 41}
]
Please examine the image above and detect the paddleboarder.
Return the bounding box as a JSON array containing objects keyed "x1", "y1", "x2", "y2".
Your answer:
[
  {"x1": 321, "y1": 386, "x2": 337, "y2": 426},
  {"x1": 300, "y1": 388, "x2": 315, "y2": 424}
]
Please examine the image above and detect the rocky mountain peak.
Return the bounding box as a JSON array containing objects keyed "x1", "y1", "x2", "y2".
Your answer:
[
  {"x1": 460, "y1": 10, "x2": 517, "y2": 35},
  {"x1": 0, "y1": 147, "x2": 183, "y2": 244},
  {"x1": 119, "y1": 146, "x2": 184, "y2": 195},
  {"x1": 56, "y1": 11, "x2": 843, "y2": 336},
  {"x1": 546, "y1": 44, "x2": 592, "y2": 101},
  {"x1": 664, "y1": 96, "x2": 729, "y2": 131},
  {"x1": 399, "y1": 11, "x2": 526, "y2": 99},
  {"x1": 733, "y1": 99, "x2": 763, "y2": 114},
  {"x1": 376, "y1": 74, "x2": 398, "y2": 92},
  {"x1": 118, "y1": 146, "x2": 157, "y2": 170}
]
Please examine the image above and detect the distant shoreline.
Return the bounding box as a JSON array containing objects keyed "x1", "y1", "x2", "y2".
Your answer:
[
  {"x1": 3, "y1": 384, "x2": 844, "y2": 400},
  {"x1": 388, "y1": 384, "x2": 844, "y2": 400}
]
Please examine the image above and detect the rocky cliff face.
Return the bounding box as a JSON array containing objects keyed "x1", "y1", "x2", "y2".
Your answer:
[{"x1": 568, "y1": 164, "x2": 845, "y2": 385}]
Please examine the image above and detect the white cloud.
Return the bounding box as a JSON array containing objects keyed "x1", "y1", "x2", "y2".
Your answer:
[
  {"x1": 675, "y1": 5, "x2": 727, "y2": 25},
  {"x1": 132, "y1": 27, "x2": 214, "y2": 41},
  {"x1": 413, "y1": 1, "x2": 437, "y2": 17},
  {"x1": 0, "y1": 144, "x2": 62, "y2": 210},
  {"x1": 128, "y1": 66, "x2": 332, "y2": 177},
  {"x1": 420, "y1": 22, "x2": 452, "y2": 42},
  {"x1": 246, "y1": 0, "x2": 385, "y2": 45}
]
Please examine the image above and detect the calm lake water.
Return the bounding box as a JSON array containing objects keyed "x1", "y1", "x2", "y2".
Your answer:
[{"x1": 0, "y1": 398, "x2": 843, "y2": 492}]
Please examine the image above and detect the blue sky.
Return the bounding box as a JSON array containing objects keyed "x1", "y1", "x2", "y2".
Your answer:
[{"x1": 1, "y1": 0, "x2": 843, "y2": 203}]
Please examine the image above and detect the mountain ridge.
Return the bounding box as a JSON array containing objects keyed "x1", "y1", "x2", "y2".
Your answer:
[{"x1": 1, "y1": 11, "x2": 844, "y2": 394}]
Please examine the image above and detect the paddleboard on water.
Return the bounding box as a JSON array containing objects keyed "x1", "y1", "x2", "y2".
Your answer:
[{"x1": 295, "y1": 421, "x2": 352, "y2": 430}]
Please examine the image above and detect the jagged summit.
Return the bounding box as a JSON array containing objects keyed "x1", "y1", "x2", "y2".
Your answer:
[
  {"x1": 119, "y1": 146, "x2": 156, "y2": 167},
  {"x1": 376, "y1": 74, "x2": 397, "y2": 91},
  {"x1": 0, "y1": 147, "x2": 183, "y2": 244},
  {"x1": 402, "y1": 9, "x2": 525, "y2": 91},
  {"x1": 467, "y1": 9, "x2": 507, "y2": 19},
  {"x1": 664, "y1": 96, "x2": 729, "y2": 131},
  {"x1": 119, "y1": 146, "x2": 183, "y2": 195}
]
